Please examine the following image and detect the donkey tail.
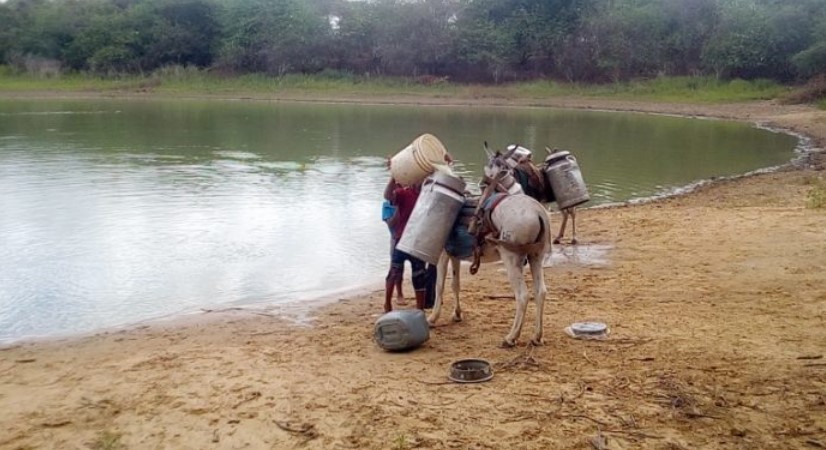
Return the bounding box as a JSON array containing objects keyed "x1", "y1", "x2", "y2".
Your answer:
[{"x1": 534, "y1": 213, "x2": 546, "y2": 245}]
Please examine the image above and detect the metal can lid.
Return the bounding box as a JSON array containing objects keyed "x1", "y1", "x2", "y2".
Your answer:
[
  {"x1": 428, "y1": 169, "x2": 466, "y2": 193},
  {"x1": 544, "y1": 150, "x2": 572, "y2": 165},
  {"x1": 570, "y1": 321, "x2": 608, "y2": 335}
]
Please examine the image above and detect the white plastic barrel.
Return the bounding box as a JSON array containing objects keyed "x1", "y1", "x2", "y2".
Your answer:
[{"x1": 390, "y1": 134, "x2": 449, "y2": 186}]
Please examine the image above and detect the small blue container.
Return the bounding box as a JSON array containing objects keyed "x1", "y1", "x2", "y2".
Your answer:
[
  {"x1": 382, "y1": 200, "x2": 397, "y2": 222},
  {"x1": 374, "y1": 309, "x2": 430, "y2": 351}
]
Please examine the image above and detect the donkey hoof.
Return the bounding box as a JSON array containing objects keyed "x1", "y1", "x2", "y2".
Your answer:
[
  {"x1": 530, "y1": 337, "x2": 544, "y2": 347},
  {"x1": 451, "y1": 314, "x2": 463, "y2": 323},
  {"x1": 570, "y1": 238, "x2": 578, "y2": 245},
  {"x1": 426, "y1": 317, "x2": 437, "y2": 326},
  {"x1": 552, "y1": 238, "x2": 561, "y2": 245},
  {"x1": 500, "y1": 339, "x2": 517, "y2": 348}
]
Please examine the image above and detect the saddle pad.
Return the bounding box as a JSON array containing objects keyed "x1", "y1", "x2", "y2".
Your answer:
[{"x1": 445, "y1": 223, "x2": 474, "y2": 259}]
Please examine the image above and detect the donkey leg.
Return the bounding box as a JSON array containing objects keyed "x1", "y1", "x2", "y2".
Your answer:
[
  {"x1": 553, "y1": 210, "x2": 568, "y2": 244},
  {"x1": 427, "y1": 252, "x2": 449, "y2": 325},
  {"x1": 450, "y1": 256, "x2": 463, "y2": 322},
  {"x1": 501, "y1": 250, "x2": 529, "y2": 347},
  {"x1": 569, "y1": 208, "x2": 578, "y2": 245},
  {"x1": 528, "y1": 252, "x2": 547, "y2": 346}
]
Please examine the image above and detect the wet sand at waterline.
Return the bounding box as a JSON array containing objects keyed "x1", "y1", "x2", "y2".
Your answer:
[{"x1": 1, "y1": 98, "x2": 825, "y2": 449}]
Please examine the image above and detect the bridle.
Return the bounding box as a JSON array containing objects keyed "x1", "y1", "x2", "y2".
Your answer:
[
  {"x1": 466, "y1": 152, "x2": 521, "y2": 274},
  {"x1": 468, "y1": 154, "x2": 512, "y2": 234}
]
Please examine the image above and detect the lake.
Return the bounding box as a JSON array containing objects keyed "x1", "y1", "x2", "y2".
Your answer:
[{"x1": 0, "y1": 98, "x2": 799, "y2": 342}]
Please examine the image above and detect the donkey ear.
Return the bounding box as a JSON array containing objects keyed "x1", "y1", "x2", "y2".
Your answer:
[
  {"x1": 483, "y1": 141, "x2": 494, "y2": 159},
  {"x1": 545, "y1": 146, "x2": 553, "y2": 155}
]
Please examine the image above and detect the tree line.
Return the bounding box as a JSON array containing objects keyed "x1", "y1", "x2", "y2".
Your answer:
[{"x1": 1, "y1": 0, "x2": 825, "y2": 83}]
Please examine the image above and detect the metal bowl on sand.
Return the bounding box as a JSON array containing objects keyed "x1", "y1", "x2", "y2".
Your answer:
[{"x1": 448, "y1": 359, "x2": 494, "y2": 383}]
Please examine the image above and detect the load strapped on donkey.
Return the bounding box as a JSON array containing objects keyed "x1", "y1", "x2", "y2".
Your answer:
[
  {"x1": 427, "y1": 141, "x2": 590, "y2": 347},
  {"x1": 497, "y1": 143, "x2": 590, "y2": 209},
  {"x1": 463, "y1": 142, "x2": 591, "y2": 272},
  {"x1": 384, "y1": 136, "x2": 591, "y2": 347}
]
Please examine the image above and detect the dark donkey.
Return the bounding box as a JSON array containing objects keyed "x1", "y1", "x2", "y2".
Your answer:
[{"x1": 497, "y1": 143, "x2": 583, "y2": 245}]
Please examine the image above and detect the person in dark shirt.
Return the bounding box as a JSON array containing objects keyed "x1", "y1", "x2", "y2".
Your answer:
[{"x1": 383, "y1": 176, "x2": 427, "y2": 312}]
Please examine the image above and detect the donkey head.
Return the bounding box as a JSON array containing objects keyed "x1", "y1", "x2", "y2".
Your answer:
[
  {"x1": 469, "y1": 142, "x2": 513, "y2": 235},
  {"x1": 481, "y1": 141, "x2": 531, "y2": 197},
  {"x1": 482, "y1": 141, "x2": 515, "y2": 184}
]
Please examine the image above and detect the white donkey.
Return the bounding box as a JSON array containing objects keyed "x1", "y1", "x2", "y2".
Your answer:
[{"x1": 428, "y1": 146, "x2": 551, "y2": 347}]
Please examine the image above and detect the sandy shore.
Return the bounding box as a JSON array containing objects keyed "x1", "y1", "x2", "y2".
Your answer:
[{"x1": 1, "y1": 95, "x2": 825, "y2": 449}]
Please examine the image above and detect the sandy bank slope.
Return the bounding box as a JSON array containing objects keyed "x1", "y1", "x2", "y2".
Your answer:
[{"x1": 0, "y1": 100, "x2": 825, "y2": 450}]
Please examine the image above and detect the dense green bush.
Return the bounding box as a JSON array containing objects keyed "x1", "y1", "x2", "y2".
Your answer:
[
  {"x1": 0, "y1": 0, "x2": 824, "y2": 83},
  {"x1": 793, "y1": 42, "x2": 826, "y2": 78}
]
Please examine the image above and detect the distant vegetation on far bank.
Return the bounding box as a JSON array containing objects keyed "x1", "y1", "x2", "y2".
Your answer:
[
  {"x1": 1, "y1": 0, "x2": 825, "y2": 88},
  {"x1": 0, "y1": 67, "x2": 798, "y2": 105}
]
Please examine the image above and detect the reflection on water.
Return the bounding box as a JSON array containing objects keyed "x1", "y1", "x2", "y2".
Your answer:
[
  {"x1": 0, "y1": 147, "x2": 392, "y2": 342},
  {"x1": 0, "y1": 99, "x2": 798, "y2": 342}
]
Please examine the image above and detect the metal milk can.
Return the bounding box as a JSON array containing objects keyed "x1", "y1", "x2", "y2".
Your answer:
[
  {"x1": 504, "y1": 144, "x2": 532, "y2": 168},
  {"x1": 396, "y1": 170, "x2": 466, "y2": 265},
  {"x1": 542, "y1": 151, "x2": 590, "y2": 209}
]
